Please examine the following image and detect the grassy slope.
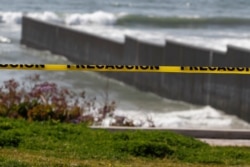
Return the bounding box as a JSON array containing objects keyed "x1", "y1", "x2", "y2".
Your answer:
[{"x1": 0, "y1": 117, "x2": 250, "y2": 167}]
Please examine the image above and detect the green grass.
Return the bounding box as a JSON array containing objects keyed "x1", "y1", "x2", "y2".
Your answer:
[{"x1": 0, "y1": 117, "x2": 250, "y2": 167}]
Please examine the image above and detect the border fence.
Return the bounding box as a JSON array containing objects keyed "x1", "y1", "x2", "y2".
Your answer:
[{"x1": 21, "y1": 16, "x2": 250, "y2": 122}]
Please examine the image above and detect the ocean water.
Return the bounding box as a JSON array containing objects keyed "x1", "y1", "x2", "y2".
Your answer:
[{"x1": 0, "y1": 0, "x2": 250, "y2": 129}]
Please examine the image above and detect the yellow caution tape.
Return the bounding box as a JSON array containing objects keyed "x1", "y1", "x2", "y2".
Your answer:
[{"x1": 0, "y1": 64, "x2": 250, "y2": 74}]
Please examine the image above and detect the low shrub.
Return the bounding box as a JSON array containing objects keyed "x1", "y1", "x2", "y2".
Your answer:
[
  {"x1": 0, "y1": 75, "x2": 113, "y2": 125},
  {"x1": 0, "y1": 75, "x2": 160, "y2": 127},
  {"x1": 116, "y1": 141, "x2": 174, "y2": 158},
  {"x1": 0, "y1": 131, "x2": 22, "y2": 147},
  {"x1": 0, "y1": 122, "x2": 14, "y2": 130}
]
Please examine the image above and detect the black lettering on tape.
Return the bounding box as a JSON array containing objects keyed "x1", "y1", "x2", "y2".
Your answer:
[
  {"x1": 190, "y1": 66, "x2": 199, "y2": 70},
  {"x1": 208, "y1": 67, "x2": 216, "y2": 71},
  {"x1": 217, "y1": 67, "x2": 227, "y2": 71},
  {"x1": 25, "y1": 65, "x2": 34, "y2": 68},
  {"x1": 105, "y1": 65, "x2": 115, "y2": 69},
  {"x1": 35, "y1": 64, "x2": 45, "y2": 68},
  {"x1": 199, "y1": 67, "x2": 207, "y2": 71},
  {"x1": 87, "y1": 65, "x2": 95, "y2": 69},
  {"x1": 140, "y1": 66, "x2": 148, "y2": 70},
  {"x1": 76, "y1": 65, "x2": 86, "y2": 69},
  {"x1": 96, "y1": 65, "x2": 104, "y2": 69},
  {"x1": 153, "y1": 66, "x2": 160, "y2": 70},
  {"x1": 115, "y1": 65, "x2": 124, "y2": 69},
  {"x1": 0, "y1": 64, "x2": 8, "y2": 68},
  {"x1": 67, "y1": 65, "x2": 71, "y2": 68},
  {"x1": 227, "y1": 67, "x2": 235, "y2": 71},
  {"x1": 10, "y1": 64, "x2": 18, "y2": 68},
  {"x1": 126, "y1": 66, "x2": 134, "y2": 69},
  {"x1": 237, "y1": 67, "x2": 244, "y2": 71}
]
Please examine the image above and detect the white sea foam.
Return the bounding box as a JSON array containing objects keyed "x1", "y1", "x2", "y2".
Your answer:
[
  {"x1": 27, "y1": 11, "x2": 62, "y2": 23},
  {"x1": 0, "y1": 12, "x2": 22, "y2": 24},
  {"x1": 0, "y1": 36, "x2": 11, "y2": 43},
  {"x1": 0, "y1": 11, "x2": 120, "y2": 26},
  {"x1": 0, "y1": 11, "x2": 62, "y2": 25},
  {"x1": 65, "y1": 11, "x2": 117, "y2": 25},
  {"x1": 0, "y1": 11, "x2": 249, "y2": 52},
  {"x1": 100, "y1": 106, "x2": 250, "y2": 129}
]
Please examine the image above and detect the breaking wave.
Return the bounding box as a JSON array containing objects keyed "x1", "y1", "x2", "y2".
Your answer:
[{"x1": 1, "y1": 11, "x2": 250, "y2": 28}]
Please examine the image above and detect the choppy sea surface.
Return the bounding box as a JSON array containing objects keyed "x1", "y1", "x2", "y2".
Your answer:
[{"x1": 1, "y1": 0, "x2": 250, "y2": 129}]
